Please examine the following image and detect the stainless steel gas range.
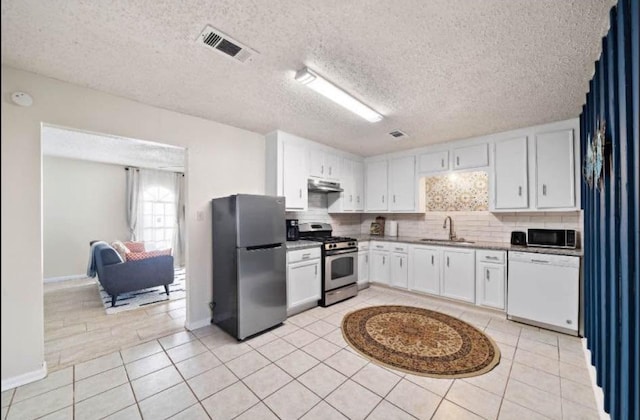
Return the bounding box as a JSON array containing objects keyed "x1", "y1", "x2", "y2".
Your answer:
[{"x1": 298, "y1": 223, "x2": 358, "y2": 306}]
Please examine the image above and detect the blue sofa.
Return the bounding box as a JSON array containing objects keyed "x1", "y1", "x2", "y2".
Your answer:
[{"x1": 93, "y1": 242, "x2": 174, "y2": 306}]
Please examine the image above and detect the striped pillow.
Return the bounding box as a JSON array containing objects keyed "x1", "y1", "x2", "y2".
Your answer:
[{"x1": 126, "y1": 249, "x2": 172, "y2": 261}]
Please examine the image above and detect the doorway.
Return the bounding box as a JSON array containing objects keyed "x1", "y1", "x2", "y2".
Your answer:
[{"x1": 41, "y1": 124, "x2": 189, "y2": 371}]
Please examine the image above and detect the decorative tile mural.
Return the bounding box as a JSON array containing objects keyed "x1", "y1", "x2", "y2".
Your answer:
[{"x1": 424, "y1": 171, "x2": 488, "y2": 211}]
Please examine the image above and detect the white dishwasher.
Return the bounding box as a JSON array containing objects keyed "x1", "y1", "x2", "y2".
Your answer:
[{"x1": 507, "y1": 251, "x2": 580, "y2": 335}]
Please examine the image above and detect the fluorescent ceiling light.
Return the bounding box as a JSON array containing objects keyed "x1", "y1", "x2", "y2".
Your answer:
[{"x1": 295, "y1": 67, "x2": 383, "y2": 123}]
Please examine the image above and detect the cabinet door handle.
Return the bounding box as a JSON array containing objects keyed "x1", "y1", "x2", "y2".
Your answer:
[
  {"x1": 486, "y1": 269, "x2": 490, "y2": 281},
  {"x1": 431, "y1": 255, "x2": 434, "y2": 265},
  {"x1": 357, "y1": 196, "x2": 360, "y2": 203},
  {"x1": 299, "y1": 189, "x2": 302, "y2": 198},
  {"x1": 393, "y1": 195, "x2": 396, "y2": 203},
  {"x1": 315, "y1": 265, "x2": 318, "y2": 275},
  {"x1": 382, "y1": 195, "x2": 385, "y2": 203},
  {"x1": 518, "y1": 186, "x2": 522, "y2": 196},
  {"x1": 329, "y1": 166, "x2": 332, "y2": 175},
  {"x1": 441, "y1": 158, "x2": 445, "y2": 168},
  {"x1": 302, "y1": 253, "x2": 310, "y2": 260},
  {"x1": 446, "y1": 256, "x2": 450, "y2": 267},
  {"x1": 321, "y1": 165, "x2": 324, "y2": 174},
  {"x1": 542, "y1": 184, "x2": 547, "y2": 195},
  {"x1": 486, "y1": 256, "x2": 499, "y2": 260},
  {"x1": 456, "y1": 156, "x2": 460, "y2": 166},
  {"x1": 350, "y1": 195, "x2": 353, "y2": 202},
  {"x1": 400, "y1": 258, "x2": 403, "y2": 268},
  {"x1": 531, "y1": 259, "x2": 550, "y2": 264},
  {"x1": 383, "y1": 256, "x2": 386, "y2": 265},
  {"x1": 365, "y1": 255, "x2": 368, "y2": 263}
]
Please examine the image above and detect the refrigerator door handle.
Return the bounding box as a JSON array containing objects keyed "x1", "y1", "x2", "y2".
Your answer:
[{"x1": 245, "y1": 243, "x2": 283, "y2": 251}]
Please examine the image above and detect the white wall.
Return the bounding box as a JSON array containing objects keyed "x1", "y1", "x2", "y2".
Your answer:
[
  {"x1": 1, "y1": 66, "x2": 265, "y2": 385},
  {"x1": 43, "y1": 157, "x2": 130, "y2": 279}
]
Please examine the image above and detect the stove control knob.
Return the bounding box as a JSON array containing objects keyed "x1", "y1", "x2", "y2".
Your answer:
[
  {"x1": 331, "y1": 244, "x2": 337, "y2": 248},
  {"x1": 349, "y1": 242, "x2": 355, "y2": 246}
]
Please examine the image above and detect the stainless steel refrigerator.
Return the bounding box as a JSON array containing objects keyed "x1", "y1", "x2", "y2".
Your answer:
[{"x1": 211, "y1": 194, "x2": 287, "y2": 340}]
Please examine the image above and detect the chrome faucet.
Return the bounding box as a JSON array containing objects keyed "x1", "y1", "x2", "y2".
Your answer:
[{"x1": 443, "y1": 216, "x2": 456, "y2": 240}]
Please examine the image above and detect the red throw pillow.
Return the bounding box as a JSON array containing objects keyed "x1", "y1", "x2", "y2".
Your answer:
[
  {"x1": 124, "y1": 241, "x2": 146, "y2": 253},
  {"x1": 126, "y1": 249, "x2": 172, "y2": 261}
]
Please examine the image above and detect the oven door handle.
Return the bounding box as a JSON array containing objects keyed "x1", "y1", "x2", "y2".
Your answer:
[{"x1": 326, "y1": 249, "x2": 358, "y2": 256}]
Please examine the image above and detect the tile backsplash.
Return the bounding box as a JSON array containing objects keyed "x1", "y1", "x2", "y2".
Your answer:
[
  {"x1": 425, "y1": 171, "x2": 489, "y2": 211},
  {"x1": 361, "y1": 211, "x2": 583, "y2": 244},
  {"x1": 287, "y1": 194, "x2": 583, "y2": 246}
]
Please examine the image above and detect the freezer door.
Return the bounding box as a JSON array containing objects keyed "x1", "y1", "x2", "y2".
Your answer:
[
  {"x1": 236, "y1": 195, "x2": 286, "y2": 247},
  {"x1": 237, "y1": 245, "x2": 287, "y2": 339}
]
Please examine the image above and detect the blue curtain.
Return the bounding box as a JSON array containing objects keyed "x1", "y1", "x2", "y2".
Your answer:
[{"x1": 580, "y1": 1, "x2": 639, "y2": 419}]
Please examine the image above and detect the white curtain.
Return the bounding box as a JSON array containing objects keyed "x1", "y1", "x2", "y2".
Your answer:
[
  {"x1": 136, "y1": 168, "x2": 181, "y2": 254},
  {"x1": 173, "y1": 173, "x2": 186, "y2": 267},
  {"x1": 125, "y1": 168, "x2": 140, "y2": 240}
]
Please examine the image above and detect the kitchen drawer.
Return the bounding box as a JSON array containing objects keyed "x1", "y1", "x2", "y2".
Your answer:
[
  {"x1": 477, "y1": 250, "x2": 506, "y2": 264},
  {"x1": 358, "y1": 242, "x2": 369, "y2": 251},
  {"x1": 288, "y1": 247, "x2": 321, "y2": 263},
  {"x1": 390, "y1": 243, "x2": 408, "y2": 253},
  {"x1": 370, "y1": 241, "x2": 390, "y2": 251}
]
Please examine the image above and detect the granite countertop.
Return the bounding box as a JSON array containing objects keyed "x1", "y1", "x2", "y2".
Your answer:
[
  {"x1": 286, "y1": 240, "x2": 322, "y2": 250},
  {"x1": 353, "y1": 235, "x2": 583, "y2": 257}
]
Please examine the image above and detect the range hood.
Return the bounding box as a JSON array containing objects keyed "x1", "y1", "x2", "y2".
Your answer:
[{"x1": 308, "y1": 178, "x2": 343, "y2": 193}]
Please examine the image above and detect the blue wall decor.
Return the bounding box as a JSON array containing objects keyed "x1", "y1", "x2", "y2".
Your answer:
[{"x1": 580, "y1": 1, "x2": 639, "y2": 419}]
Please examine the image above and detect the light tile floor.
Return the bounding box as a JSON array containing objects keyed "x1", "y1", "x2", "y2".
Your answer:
[
  {"x1": 4, "y1": 286, "x2": 600, "y2": 419},
  {"x1": 43, "y1": 278, "x2": 186, "y2": 372}
]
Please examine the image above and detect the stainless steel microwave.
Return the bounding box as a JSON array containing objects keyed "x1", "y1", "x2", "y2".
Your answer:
[{"x1": 527, "y1": 229, "x2": 578, "y2": 249}]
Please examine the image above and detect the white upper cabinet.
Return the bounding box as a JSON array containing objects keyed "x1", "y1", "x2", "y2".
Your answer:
[
  {"x1": 535, "y1": 129, "x2": 576, "y2": 209},
  {"x1": 282, "y1": 143, "x2": 308, "y2": 211},
  {"x1": 494, "y1": 137, "x2": 529, "y2": 209},
  {"x1": 453, "y1": 144, "x2": 489, "y2": 170},
  {"x1": 365, "y1": 160, "x2": 388, "y2": 211},
  {"x1": 327, "y1": 158, "x2": 365, "y2": 213},
  {"x1": 353, "y1": 161, "x2": 365, "y2": 211},
  {"x1": 266, "y1": 131, "x2": 310, "y2": 211},
  {"x1": 388, "y1": 156, "x2": 416, "y2": 211},
  {"x1": 418, "y1": 150, "x2": 449, "y2": 173},
  {"x1": 309, "y1": 149, "x2": 340, "y2": 180}
]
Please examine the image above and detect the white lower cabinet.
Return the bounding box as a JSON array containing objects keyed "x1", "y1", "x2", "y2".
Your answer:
[
  {"x1": 370, "y1": 250, "x2": 390, "y2": 285},
  {"x1": 442, "y1": 249, "x2": 476, "y2": 303},
  {"x1": 390, "y1": 252, "x2": 408, "y2": 288},
  {"x1": 286, "y1": 252, "x2": 321, "y2": 312},
  {"x1": 357, "y1": 242, "x2": 370, "y2": 287},
  {"x1": 476, "y1": 250, "x2": 507, "y2": 310},
  {"x1": 409, "y1": 245, "x2": 441, "y2": 295}
]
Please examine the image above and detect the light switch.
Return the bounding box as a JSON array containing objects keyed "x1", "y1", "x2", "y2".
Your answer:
[{"x1": 196, "y1": 211, "x2": 205, "y2": 222}]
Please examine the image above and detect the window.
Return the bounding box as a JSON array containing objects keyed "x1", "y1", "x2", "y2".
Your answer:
[{"x1": 141, "y1": 186, "x2": 176, "y2": 251}]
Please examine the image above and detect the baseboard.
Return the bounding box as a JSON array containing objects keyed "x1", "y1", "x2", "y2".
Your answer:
[
  {"x1": 1, "y1": 362, "x2": 47, "y2": 392},
  {"x1": 186, "y1": 318, "x2": 211, "y2": 331},
  {"x1": 43, "y1": 274, "x2": 86, "y2": 283},
  {"x1": 582, "y1": 338, "x2": 611, "y2": 420}
]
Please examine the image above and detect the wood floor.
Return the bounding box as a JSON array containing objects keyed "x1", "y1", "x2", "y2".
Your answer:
[{"x1": 44, "y1": 278, "x2": 186, "y2": 372}]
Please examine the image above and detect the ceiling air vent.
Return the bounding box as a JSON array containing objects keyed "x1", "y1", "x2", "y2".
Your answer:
[
  {"x1": 389, "y1": 130, "x2": 408, "y2": 139},
  {"x1": 196, "y1": 25, "x2": 257, "y2": 63}
]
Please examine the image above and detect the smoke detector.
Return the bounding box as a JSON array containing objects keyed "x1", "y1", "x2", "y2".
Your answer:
[
  {"x1": 196, "y1": 25, "x2": 257, "y2": 63},
  {"x1": 389, "y1": 130, "x2": 408, "y2": 139}
]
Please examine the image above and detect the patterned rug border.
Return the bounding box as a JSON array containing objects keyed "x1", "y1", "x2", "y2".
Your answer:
[{"x1": 340, "y1": 305, "x2": 501, "y2": 379}]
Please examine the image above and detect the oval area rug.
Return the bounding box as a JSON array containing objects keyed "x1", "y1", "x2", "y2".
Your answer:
[{"x1": 342, "y1": 305, "x2": 501, "y2": 378}]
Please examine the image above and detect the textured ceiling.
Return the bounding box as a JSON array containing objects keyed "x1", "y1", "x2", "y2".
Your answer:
[
  {"x1": 42, "y1": 125, "x2": 185, "y2": 171},
  {"x1": 2, "y1": 0, "x2": 613, "y2": 156}
]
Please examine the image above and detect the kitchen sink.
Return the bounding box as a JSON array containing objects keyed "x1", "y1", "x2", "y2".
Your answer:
[{"x1": 420, "y1": 238, "x2": 475, "y2": 245}]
